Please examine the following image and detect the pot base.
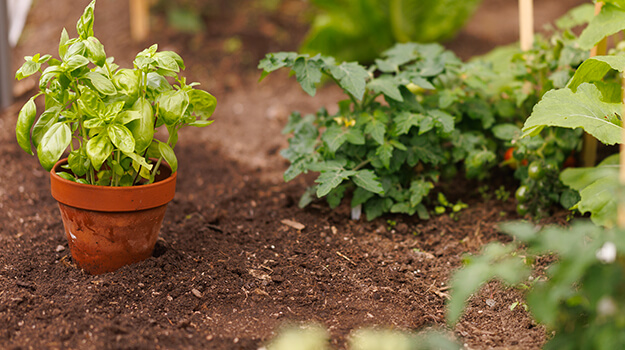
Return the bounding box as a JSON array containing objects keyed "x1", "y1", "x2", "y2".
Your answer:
[{"x1": 58, "y1": 203, "x2": 167, "y2": 274}]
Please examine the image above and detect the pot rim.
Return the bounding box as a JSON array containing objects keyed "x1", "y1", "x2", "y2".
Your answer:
[{"x1": 50, "y1": 158, "x2": 177, "y2": 212}]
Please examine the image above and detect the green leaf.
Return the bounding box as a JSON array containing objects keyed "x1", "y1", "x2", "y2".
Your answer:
[
  {"x1": 315, "y1": 169, "x2": 356, "y2": 197},
  {"x1": 68, "y1": 148, "x2": 90, "y2": 177},
  {"x1": 345, "y1": 127, "x2": 365, "y2": 145},
  {"x1": 154, "y1": 51, "x2": 181, "y2": 72},
  {"x1": 322, "y1": 124, "x2": 348, "y2": 153},
  {"x1": 76, "y1": 0, "x2": 96, "y2": 39},
  {"x1": 257, "y1": 52, "x2": 297, "y2": 77},
  {"x1": 351, "y1": 186, "x2": 375, "y2": 207},
  {"x1": 86, "y1": 132, "x2": 113, "y2": 171},
  {"x1": 560, "y1": 155, "x2": 619, "y2": 227},
  {"x1": 16, "y1": 97, "x2": 37, "y2": 155},
  {"x1": 327, "y1": 62, "x2": 369, "y2": 100},
  {"x1": 126, "y1": 98, "x2": 154, "y2": 154},
  {"x1": 83, "y1": 36, "x2": 106, "y2": 66},
  {"x1": 428, "y1": 109, "x2": 454, "y2": 134},
  {"x1": 158, "y1": 141, "x2": 178, "y2": 173},
  {"x1": 522, "y1": 84, "x2": 622, "y2": 145},
  {"x1": 124, "y1": 151, "x2": 153, "y2": 172},
  {"x1": 58, "y1": 28, "x2": 70, "y2": 59},
  {"x1": 108, "y1": 124, "x2": 135, "y2": 154},
  {"x1": 326, "y1": 185, "x2": 346, "y2": 209},
  {"x1": 364, "y1": 197, "x2": 393, "y2": 221},
  {"x1": 578, "y1": 3, "x2": 625, "y2": 51},
  {"x1": 84, "y1": 71, "x2": 116, "y2": 95},
  {"x1": 188, "y1": 89, "x2": 217, "y2": 120},
  {"x1": 32, "y1": 107, "x2": 61, "y2": 148},
  {"x1": 409, "y1": 179, "x2": 433, "y2": 207},
  {"x1": 367, "y1": 75, "x2": 403, "y2": 102},
  {"x1": 447, "y1": 243, "x2": 528, "y2": 325},
  {"x1": 491, "y1": 123, "x2": 521, "y2": 141},
  {"x1": 15, "y1": 58, "x2": 40, "y2": 80},
  {"x1": 376, "y1": 143, "x2": 394, "y2": 169},
  {"x1": 365, "y1": 118, "x2": 386, "y2": 145},
  {"x1": 158, "y1": 90, "x2": 190, "y2": 125},
  {"x1": 567, "y1": 55, "x2": 625, "y2": 92},
  {"x1": 293, "y1": 56, "x2": 323, "y2": 96},
  {"x1": 351, "y1": 170, "x2": 384, "y2": 194},
  {"x1": 395, "y1": 111, "x2": 424, "y2": 135},
  {"x1": 37, "y1": 122, "x2": 72, "y2": 171},
  {"x1": 64, "y1": 55, "x2": 90, "y2": 72},
  {"x1": 465, "y1": 149, "x2": 496, "y2": 179}
]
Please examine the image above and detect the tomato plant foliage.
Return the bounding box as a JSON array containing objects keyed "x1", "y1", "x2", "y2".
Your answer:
[
  {"x1": 15, "y1": 1, "x2": 216, "y2": 186},
  {"x1": 260, "y1": 7, "x2": 594, "y2": 220}
]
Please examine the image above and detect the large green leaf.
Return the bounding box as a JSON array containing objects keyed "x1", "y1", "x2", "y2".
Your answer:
[
  {"x1": 86, "y1": 132, "x2": 113, "y2": 171},
  {"x1": 578, "y1": 3, "x2": 625, "y2": 51},
  {"x1": 84, "y1": 71, "x2": 116, "y2": 95},
  {"x1": 125, "y1": 98, "x2": 154, "y2": 154},
  {"x1": 560, "y1": 154, "x2": 619, "y2": 228},
  {"x1": 37, "y1": 122, "x2": 72, "y2": 171},
  {"x1": 315, "y1": 168, "x2": 356, "y2": 197},
  {"x1": 188, "y1": 89, "x2": 217, "y2": 120},
  {"x1": 367, "y1": 75, "x2": 403, "y2": 101},
  {"x1": 567, "y1": 56, "x2": 625, "y2": 92},
  {"x1": 351, "y1": 170, "x2": 384, "y2": 194},
  {"x1": 293, "y1": 56, "x2": 323, "y2": 96},
  {"x1": 16, "y1": 97, "x2": 37, "y2": 155},
  {"x1": 522, "y1": 83, "x2": 622, "y2": 145},
  {"x1": 108, "y1": 124, "x2": 135, "y2": 154},
  {"x1": 328, "y1": 61, "x2": 369, "y2": 100},
  {"x1": 158, "y1": 90, "x2": 189, "y2": 125}
]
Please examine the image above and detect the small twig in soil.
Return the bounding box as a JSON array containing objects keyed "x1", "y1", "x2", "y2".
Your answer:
[
  {"x1": 206, "y1": 224, "x2": 223, "y2": 233},
  {"x1": 336, "y1": 251, "x2": 357, "y2": 266}
]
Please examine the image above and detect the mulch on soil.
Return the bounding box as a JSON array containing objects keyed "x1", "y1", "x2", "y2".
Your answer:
[{"x1": 0, "y1": 0, "x2": 585, "y2": 349}]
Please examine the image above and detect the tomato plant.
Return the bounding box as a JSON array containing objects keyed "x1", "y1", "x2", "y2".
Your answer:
[{"x1": 15, "y1": 0, "x2": 216, "y2": 186}]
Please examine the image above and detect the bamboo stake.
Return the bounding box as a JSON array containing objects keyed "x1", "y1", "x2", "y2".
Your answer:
[
  {"x1": 581, "y1": 2, "x2": 607, "y2": 167},
  {"x1": 129, "y1": 0, "x2": 150, "y2": 42},
  {"x1": 519, "y1": 0, "x2": 534, "y2": 51}
]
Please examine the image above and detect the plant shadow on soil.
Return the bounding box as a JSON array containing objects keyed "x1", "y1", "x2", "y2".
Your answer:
[{"x1": 0, "y1": 0, "x2": 585, "y2": 349}]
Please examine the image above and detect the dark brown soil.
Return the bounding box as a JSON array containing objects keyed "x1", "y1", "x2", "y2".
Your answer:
[{"x1": 1, "y1": 0, "x2": 584, "y2": 349}]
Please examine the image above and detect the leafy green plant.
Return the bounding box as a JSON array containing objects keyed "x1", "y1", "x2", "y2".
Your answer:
[
  {"x1": 300, "y1": 0, "x2": 482, "y2": 63},
  {"x1": 259, "y1": 43, "x2": 520, "y2": 220},
  {"x1": 520, "y1": 1, "x2": 625, "y2": 222},
  {"x1": 15, "y1": 0, "x2": 216, "y2": 186},
  {"x1": 448, "y1": 220, "x2": 625, "y2": 349}
]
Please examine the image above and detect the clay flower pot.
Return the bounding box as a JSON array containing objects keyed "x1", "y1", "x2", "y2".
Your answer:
[{"x1": 50, "y1": 159, "x2": 177, "y2": 274}]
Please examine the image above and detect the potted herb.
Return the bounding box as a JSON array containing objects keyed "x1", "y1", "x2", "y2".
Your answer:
[{"x1": 14, "y1": 1, "x2": 216, "y2": 274}]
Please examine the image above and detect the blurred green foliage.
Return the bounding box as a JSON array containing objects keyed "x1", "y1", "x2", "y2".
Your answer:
[{"x1": 300, "y1": 0, "x2": 483, "y2": 63}]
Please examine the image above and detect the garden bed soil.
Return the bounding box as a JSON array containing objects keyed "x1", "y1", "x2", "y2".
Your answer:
[{"x1": 1, "y1": 0, "x2": 585, "y2": 349}]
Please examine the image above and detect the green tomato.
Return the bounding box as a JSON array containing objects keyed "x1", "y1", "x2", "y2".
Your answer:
[
  {"x1": 527, "y1": 161, "x2": 545, "y2": 180},
  {"x1": 515, "y1": 185, "x2": 530, "y2": 203},
  {"x1": 516, "y1": 203, "x2": 529, "y2": 216}
]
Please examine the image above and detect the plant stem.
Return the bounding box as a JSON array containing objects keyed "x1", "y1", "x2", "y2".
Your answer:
[{"x1": 353, "y1": 159, "x2": 371, "y2": 171}]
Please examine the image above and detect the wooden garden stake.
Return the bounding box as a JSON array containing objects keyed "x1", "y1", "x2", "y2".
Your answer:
[
  {"x1": 619, "y1": 72, "x2": 625, "y2": 228},
  {"x1": 582, "y1": 2, "x2": 608, "y2": 167},
  {"x1": 129, "y1": 0, "x2": 150, "y2": 42},
  {"x1": 519, "y1": 0, "x2": 534, "y2": 51}
]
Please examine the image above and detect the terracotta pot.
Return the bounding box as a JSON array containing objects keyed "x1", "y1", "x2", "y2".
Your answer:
[{"x1": 50, "y1": 159, "x2": 177, "y2": 274}]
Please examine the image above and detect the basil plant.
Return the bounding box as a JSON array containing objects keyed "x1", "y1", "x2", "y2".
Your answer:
[{"x1": 15, "y1": 1, "x2": 216, "y2": 186}]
